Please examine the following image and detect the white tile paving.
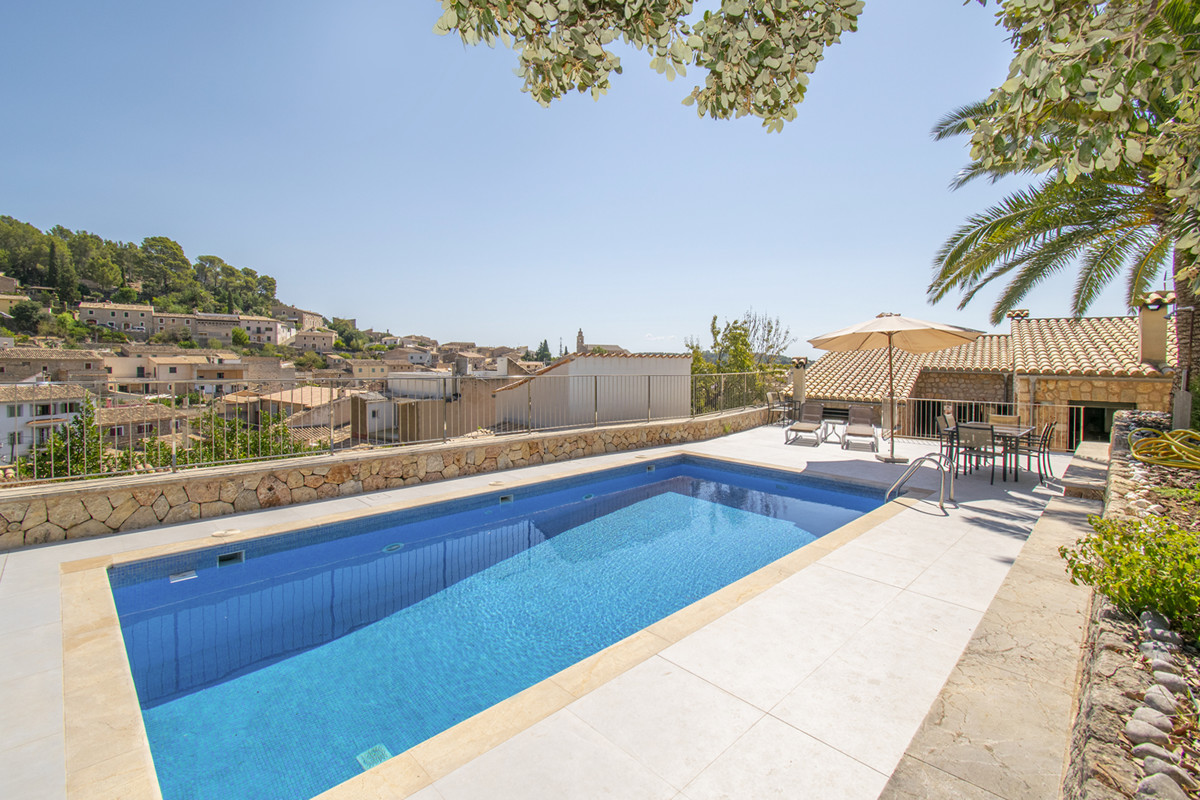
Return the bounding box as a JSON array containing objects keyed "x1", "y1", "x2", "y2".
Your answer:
[{"x1": 0, "y1": 426, "x2": 1075, "y2": 800}]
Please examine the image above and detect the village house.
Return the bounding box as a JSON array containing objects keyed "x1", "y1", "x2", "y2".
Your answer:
[
  {"x1": 97, "y1": 403, "x2": 189, "y2": 448},
  {"x1": 0, "y1": 294, "x2": 32, "y2": 316},
  {"x1": 237, "y1": 315, "x2": 296, "y2": 346},
  {"x1": 0, "y1": 273, "x2": 20, "y2": 294},
  {"x1": 799, "y1": 296, "x2": 1177, "y2": 450},
  {"x1": 0, "y1": 383, "x2": 87, "y2": 461},
  {"x1": 381, "y1": 347, "x2": 435, "y2": 367},
  {"x1": 270, "y1": 302, "x2": 324, "y2": 331},
  {"x1": 344, "y1": 358, "x2": 390, "y2": 380},
  {"x1": 77, "y1": 302, "x2": 154, "y2": 338},
  {"x1": 0, "y1": 348, "x2": 107, "y2": 383},
  {"x1": 290, "y1": 329, "x2": 337, "y2": 353}
]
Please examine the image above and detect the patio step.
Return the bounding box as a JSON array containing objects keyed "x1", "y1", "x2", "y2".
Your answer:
[{"x1": 1059, "y1": 441, "x2": 1108, "y2": 501}]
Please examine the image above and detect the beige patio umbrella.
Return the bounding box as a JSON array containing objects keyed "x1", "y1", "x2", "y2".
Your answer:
[{"x1": 808, "y1": 313, "x2": 984, "y2": 463}]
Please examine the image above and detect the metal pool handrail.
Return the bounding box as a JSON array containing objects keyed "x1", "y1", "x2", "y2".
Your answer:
[{"x1": 886, "y1": 452, "x2": 955, "y2": 512}]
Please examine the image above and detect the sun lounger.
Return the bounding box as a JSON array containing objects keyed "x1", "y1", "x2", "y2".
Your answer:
[
  {"x1": 785, "y1": 402, "x2": 824, "y2": 445},
  {"x1": 842, "y1": 405, "x2": 877, "y2": 451}
]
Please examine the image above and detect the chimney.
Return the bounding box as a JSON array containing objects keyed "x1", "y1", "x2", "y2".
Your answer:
[
  {"x1": 790, "y1": 357, "x2": 808, "y2": 402},
  {"x1": 1136, "y1": 291, "x2": 1174, "y2": 367}
]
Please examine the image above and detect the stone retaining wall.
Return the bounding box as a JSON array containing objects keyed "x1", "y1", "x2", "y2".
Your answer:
[{"x1": 0, "y1": 409, "x2": 766, "y2": 550}]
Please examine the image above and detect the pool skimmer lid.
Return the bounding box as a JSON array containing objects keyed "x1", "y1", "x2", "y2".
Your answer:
[{"x1": 382, "y1": 543, "x2": 405, "y2": 553}]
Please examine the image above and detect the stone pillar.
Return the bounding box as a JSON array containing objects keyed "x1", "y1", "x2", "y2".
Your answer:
[
  {"x1": 790, "y1": 357, "x2": 807, "y2": 402},
  {"x1": 1136, "y1": 292, "x2": 1171, "y2": 367}
]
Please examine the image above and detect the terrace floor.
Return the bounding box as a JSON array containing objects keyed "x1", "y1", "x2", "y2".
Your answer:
[{"x1": 0, "y1": 425, "x2": 1078, "y2": 800}]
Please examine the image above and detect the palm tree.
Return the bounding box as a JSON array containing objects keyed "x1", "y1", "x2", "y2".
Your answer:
[
  {"x1": 928, "y1": 99, "x2": 1199, "y2": 412},
  {"x1": 927, "y1": 100, "x2": 1176, "y2": 323}
]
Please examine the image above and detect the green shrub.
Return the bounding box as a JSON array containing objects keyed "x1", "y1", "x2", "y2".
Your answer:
[{"x1": 1060, "y1": 515, "x2": 1200, "y2": 641}]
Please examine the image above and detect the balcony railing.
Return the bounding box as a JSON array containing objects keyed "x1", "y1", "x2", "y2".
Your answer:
[
  {"x1": 0, "y1": 371, "x2": 783, "y2": 486},
  {"x1": 892, "y1": 397, "x2": 1088, "y2": 453}
]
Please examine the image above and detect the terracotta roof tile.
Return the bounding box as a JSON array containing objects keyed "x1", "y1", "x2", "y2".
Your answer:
[
  {"x1": 0, "y1": 348, "x2": 104, "y2": 360},
  {"x1": 804, "y1": 348, "x2": 925, "y2": 403},
  {"x1": 1012, "y1": 317, "x2": 1176, "y2": 377},
  {"x1": 805, "y1": 315, "x2": 1176, "y2": 402},
  {"x1": 921, "y1": 334, "x2": 1012, "y2": 372},
  {"x1": 0, "y1": 384, "x2": 88, "y2": 402},
  {"x1": 97, "y1": 404, "x2": 189, "y2": 424}
]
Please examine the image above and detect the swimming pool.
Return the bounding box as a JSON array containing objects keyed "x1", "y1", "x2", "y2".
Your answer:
[{"x1": 109, "y1": 455, "x2": 883, "y2": 800}]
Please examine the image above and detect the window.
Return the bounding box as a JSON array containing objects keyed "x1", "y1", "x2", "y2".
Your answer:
[
  {"x1": 67, "y1": 403, "x2": 80, "y2": 414},
  {"x1": 112, "y1": 426, "x2": 124, "y2": 436},
  {"x1": 6, "y1": 405, "x2": 16, "y2": 418},
  {"x1": 370, "y1": 409, "x2": 378, "y2": 419},
  {"x1": 7, "y1": 432, "x2": 21, "y2": 445},
  {"x1": 217, "y1": 372, "x2": 224, "y2": 379},
  {"x1": 168, "y1": 367, "x2": 177, "y2": 374},
  {"x1": 124, "y1": 312, "x2": 129, "y2": 318},
  {"x1": 110, "y1": 311, "x2": 116, "y2": 317},
  {"x1": 85, "y1": 363, "x2": 92, "y2": 369},
  {"x1": 35, "y1": 404, "x2": 51, "y2": 416}
]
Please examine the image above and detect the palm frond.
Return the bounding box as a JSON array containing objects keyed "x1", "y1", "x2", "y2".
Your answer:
[{"x1": 930, "y1": 101, "x2": 997, "y2": 141}]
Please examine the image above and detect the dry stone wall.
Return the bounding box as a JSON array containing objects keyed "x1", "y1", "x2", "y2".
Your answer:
[
  {"x1": 910, "y1": 371, "x2": 1007, "y2": 402},
  {"x1": 0, "y1": 409, "x2": 766, "y2": 551}
]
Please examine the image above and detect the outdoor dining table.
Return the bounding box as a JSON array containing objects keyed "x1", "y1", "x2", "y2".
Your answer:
[{"x1": 947, "y1": 424, "x2": 1036, "y2": 482}]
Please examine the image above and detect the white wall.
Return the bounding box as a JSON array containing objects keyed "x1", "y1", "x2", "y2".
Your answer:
[{"x1": 493, "y1": 356, "x2": 691, "y2": 429}]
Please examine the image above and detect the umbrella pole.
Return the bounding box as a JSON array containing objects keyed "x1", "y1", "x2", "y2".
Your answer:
[{"x1": 877, "y1": 333, "x2": 908, "y2": 463}]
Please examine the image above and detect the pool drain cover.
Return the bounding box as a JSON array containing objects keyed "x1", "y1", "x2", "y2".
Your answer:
[{"x1": 356, "y1": 744, "x2": 393, "y2": 771}]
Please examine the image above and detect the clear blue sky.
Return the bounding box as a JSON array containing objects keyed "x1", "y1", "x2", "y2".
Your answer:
[{"x1": 3, "y1": 1, "x2": 1141, "y2": 357}]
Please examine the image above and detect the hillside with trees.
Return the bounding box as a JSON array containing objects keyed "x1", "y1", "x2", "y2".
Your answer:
[{"x1": 0, "y1": 215, "x2": 279, "y2": 316}]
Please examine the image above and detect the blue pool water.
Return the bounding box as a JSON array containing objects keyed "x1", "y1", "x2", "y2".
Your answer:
[{"x1": 109, "y1": 456, "x2": 882, "y2": 800}]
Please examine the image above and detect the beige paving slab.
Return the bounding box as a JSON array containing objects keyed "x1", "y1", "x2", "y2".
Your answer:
[
  {"x1": 0, "y1": 668, "x2": 63, "y2": 752},
  {"x1": 954, "y1": 593, "x2": 1089, "y2": 693},
  {"x1": 657, "y1": 571, "x2": 894, "y2": 711},
  {"x1": 432, "y1": 709, "x2": 677, "y2": 800},
  {"x1": 0, "y1": 733, "x2": 66, "y2": 800},
  {"x1": 812, "y1": 540, "x2": 931, "y2": 588},
  {"x1": 883, "y1": 755, "x2": 1004, "y2": 800},
  {"x1": 848, "y1": 521, "x2": 963, "y2": 567},
  {"x1": 864, "y1": 589, "x2": 981, "y2": 651},
  {"x1": 0, "y1": 621, "x2": 61, "y2": 680},
  {"x1": 681, "y1": 715, "x2": 889, "y2": 800},
  {"x1": 903, "y1": 544, "x2": 1015, "y2": 613},
  {"x1": 899, "y1": 658, "x2": 1076, "y2": 800},
  {"x1": 770, "y1": 618, "x2": 964, "y2": 774},
  {"x1": 567, "y1": 656, "x2": 764, "y2": 789}
]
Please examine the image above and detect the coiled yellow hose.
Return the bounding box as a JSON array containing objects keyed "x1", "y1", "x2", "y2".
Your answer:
[{"x1": 1128, "y1": 428, "x2": 1200, "y2": 469}]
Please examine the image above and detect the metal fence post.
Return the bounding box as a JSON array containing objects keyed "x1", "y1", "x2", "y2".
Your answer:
[
  {"x1": 647, "y1": 375, "x2": 652, "y2": 422},
  {"x1": 593, "y1": 376, "x2": 598, "y2": 428},
  {"x1": 442, "y1": 378, "x2": 448, "y2": 443}
]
